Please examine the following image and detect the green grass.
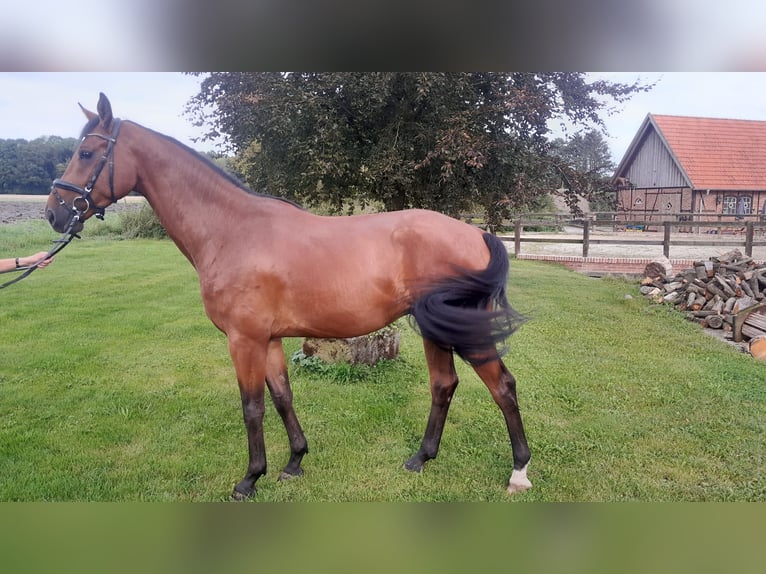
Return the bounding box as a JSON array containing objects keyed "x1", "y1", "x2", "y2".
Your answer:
[{"x1": 1, "y1": 221, "x2": 764, "y2": 501}]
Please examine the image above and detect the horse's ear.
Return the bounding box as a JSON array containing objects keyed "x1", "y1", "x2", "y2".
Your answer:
[
  {"x1": 78, "y1": 102, "x2": 97, "y2": 122},
  {"x1": 96, "y1": 92, "x2": 113, "y2": 130}
]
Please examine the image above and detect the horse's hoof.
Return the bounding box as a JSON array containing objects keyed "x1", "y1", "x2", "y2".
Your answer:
[
  {"x1": 507, "y1": 479, "x2": 532, "y2": 494},
  {"x1": 403, "y1": 458, "x2": 424, "y2": 472},
  {"x1": 230, "y1": 487, "x2": 255, "y2": 501},
  {"x1": 507, "y1": 465, "x2": 532, "y2": 494},
  {"x1": 278, "y1": 468, "x2": 304, "y2": 481}
]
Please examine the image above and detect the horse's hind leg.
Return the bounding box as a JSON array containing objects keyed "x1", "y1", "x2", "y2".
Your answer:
[
  {"x1": 472, "y1": 358, "x2": 532, "y2": 494},
  {"x1": 265, "y1": 339, "x2": 308, "y2": 481},
  {"x1": 404, "y1": 339, "x2": 459, "y2": 472}
]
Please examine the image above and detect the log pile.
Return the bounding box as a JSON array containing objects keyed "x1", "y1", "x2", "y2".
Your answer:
[{"x1": 640, "y1": 250, "x2": 766, "y2": 360}]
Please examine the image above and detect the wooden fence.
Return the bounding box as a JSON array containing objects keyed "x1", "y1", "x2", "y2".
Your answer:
[{"x1": 506, "y1": 215, "x2": 766, "y2": 259}]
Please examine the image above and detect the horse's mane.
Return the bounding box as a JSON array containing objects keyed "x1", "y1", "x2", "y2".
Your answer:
[
  {"x1": 80, "y1": 118, "x2": 303, "y2": 210},
  {"x1": 146, "y1": 124, "x2": 304, "y2": 210}
]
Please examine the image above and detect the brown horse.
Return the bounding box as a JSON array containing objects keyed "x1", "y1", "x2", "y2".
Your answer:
[{"x1": 46, "y1": 93, "x2": 532, "y2": 500}]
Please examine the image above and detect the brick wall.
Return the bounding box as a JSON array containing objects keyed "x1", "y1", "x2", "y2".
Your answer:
[{"x1": 516, "y1": 254, "x2": 698, "y2": 275}]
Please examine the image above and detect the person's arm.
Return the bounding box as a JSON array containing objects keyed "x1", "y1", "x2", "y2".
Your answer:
[{"x1": 0, "y1": 252, "x2": 54, "y2": 272}]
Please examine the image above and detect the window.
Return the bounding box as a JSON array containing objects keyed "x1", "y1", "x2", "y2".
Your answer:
[{"x1": 722, "y1": 195, "x2": 752, "y2": 215}]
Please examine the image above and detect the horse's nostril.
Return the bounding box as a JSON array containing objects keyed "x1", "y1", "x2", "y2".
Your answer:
[{"x1": 45, "y1": 209, "x2": 55, "y2": 226}]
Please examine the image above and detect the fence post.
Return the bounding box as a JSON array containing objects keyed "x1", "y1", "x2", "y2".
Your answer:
[
  {"x1": 582, "y1": 219, "x2": 590, "y2": 258},
  {"x1": 663, "y1": 221, "x2": 671, "y2": 258},
  {"x1": 514, "y1": 220, "x2": 521, "y2": 256},
  {"x1": 746, "y1": 221, "x2": 754, "y2": 257}
]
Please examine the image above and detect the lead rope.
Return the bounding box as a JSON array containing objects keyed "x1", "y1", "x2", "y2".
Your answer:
[{"x1": 0, "y1": 215, "x2": 82, "y2": 290}]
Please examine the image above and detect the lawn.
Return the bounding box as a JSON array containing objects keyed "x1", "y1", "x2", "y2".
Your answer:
[{"x1": 1, "y1": 220, "x2": 764, "y2": 501}]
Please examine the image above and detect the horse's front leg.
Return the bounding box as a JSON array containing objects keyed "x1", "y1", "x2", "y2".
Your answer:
[
  {"x1": 265, "y1": 339, "x2": 308, "y2": 480},
  {"x1": 228, "y1": 333, "x2": 269, "y2": 501}
]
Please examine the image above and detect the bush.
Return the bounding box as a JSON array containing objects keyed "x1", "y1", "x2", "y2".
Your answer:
[{"x1": 118, "y1": 204, "x2": 167, "y2": 239}]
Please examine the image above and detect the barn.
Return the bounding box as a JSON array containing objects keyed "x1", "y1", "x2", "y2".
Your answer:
[{"x1": 612, "y1": 114, "x2": 766, "y2": 227}]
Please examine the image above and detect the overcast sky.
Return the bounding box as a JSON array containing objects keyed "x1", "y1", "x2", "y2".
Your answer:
[{"x1": 2, "y1": 72, "x2": 766, "y2": 164}]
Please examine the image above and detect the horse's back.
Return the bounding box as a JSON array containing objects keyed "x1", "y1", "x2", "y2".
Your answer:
[{"x1": 202, "y1": 205, "x2": 493, "y2": 339}]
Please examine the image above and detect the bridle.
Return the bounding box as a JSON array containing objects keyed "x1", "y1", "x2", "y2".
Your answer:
[
  {"x1": 50, "y1": 118, "x2": 122, "y2": 222},
  {"x1": 1, "y1": 118, "x2": 122, "y2": 290}
]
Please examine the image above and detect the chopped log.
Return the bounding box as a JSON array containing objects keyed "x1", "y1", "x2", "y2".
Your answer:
[
  {"x1": 714, "y1": 275, "x2": 737, "y2": 298},
  {"x1": 721, "y1": 262, "x2": 751, "y2": 273},
  {"x1": 663, "y1": 291, "x2": 684, "y2": 305},
  {"x1": 716, "y1": 249, "x2": 743, "y2": 263},
  {"x1": 705, "y1": 281, "x2": 726, "y2": 299},
  {"x1": 689, "y1": 310, "x2": 718, "y2": 318},
  {"x1": 750, "y1": 275, "x2": 761, "y2": 299},
  {"x1": 664, "y1": 281, "x2": 684, "y2": 293},
  {"x1": 702, "y1": 294, "x2": 722, "y2": 313},
  {"x1": 711, "y1": 297, "x2": 724, "y2": 314},
  {"x1": 705, "y1": 315, "x2": 724, "y2": 329},
  {"x1": 733, "y1": 296, "x2": 755, "y2": 314},
  {"x1": 748, "y1": 336, "x2": 766, "y2": 361},
  {"x1": 740, "y1": 278, "x2": 755, "y2": 298},
  {"x1": 643, "y1": 261, "x2": 668, "y2": 280}
]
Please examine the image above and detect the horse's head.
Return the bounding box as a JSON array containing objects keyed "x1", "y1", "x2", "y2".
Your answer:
[{"x1": 46, "y1": 93, "x2": 136, "y2": 234}]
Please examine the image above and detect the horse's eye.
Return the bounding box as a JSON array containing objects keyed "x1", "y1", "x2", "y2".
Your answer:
[{"x1": 79, "y1": 150, "x2": 93, "y2": 160}]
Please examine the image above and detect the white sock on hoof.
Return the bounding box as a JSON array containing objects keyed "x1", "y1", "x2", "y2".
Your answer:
[{"x1": 507, "y1": 464, "x2": 532, "y2": 494}]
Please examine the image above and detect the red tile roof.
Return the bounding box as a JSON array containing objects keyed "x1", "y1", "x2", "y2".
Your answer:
[{"x1": 652, "y1": 114, "x2": 766, "y2": 190}]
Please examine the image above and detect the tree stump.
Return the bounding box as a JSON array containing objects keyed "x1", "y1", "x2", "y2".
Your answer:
[{"x1": 302, "y1": 326, "x2": 400, "y2": 366}]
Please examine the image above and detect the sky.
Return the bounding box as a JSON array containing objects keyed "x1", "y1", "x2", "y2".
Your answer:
[
  {"x1": 0, "y1": 73, "x2": 214, "y2": 151},
  {"x1": 2, "y1": 72, "x2": 766, "y2": 164}
]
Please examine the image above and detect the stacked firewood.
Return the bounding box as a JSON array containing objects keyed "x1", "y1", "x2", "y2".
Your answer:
[{"x1": 640, "y1": 250, "x2": 766, "y2": 360}]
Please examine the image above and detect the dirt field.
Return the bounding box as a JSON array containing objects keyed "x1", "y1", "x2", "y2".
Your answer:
[{"x1": 0, "y1": 194, "x2": 144, "y2": 225}]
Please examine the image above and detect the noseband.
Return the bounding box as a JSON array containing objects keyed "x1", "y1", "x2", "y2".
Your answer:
[{"x1": 51, "y1": 118, "x2": 122, "y2": 222}]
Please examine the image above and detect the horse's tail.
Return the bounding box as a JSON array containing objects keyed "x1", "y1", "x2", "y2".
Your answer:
[{"x1": 409, "y1": 232, "x2": 526, "y2": 365}]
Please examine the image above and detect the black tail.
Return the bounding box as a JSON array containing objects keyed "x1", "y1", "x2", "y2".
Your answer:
[{"x1": 409, "y1": 233, "x2": 526, "y2": 364}]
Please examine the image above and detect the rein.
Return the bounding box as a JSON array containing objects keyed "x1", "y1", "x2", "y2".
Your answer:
[
  {"x1": 1, "y1": 118, "x2": 122, "y2": 291},
  {"x1": 0, "y1": 216, "x2": 81, "y2": 290}
]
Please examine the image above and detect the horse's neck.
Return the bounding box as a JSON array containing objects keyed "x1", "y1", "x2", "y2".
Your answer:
[{"x1": 129, "y1": 127, "x2": 259, "y2": 267}]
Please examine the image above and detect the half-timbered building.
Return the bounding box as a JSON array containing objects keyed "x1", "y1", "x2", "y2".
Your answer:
[{"x1": 612, "y1": 114, "x2": 766, "y2": 226}]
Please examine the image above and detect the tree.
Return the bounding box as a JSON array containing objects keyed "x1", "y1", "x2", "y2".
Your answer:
[
  {"x1": 185, "y1": 73, "x2": 651, "y2": 221},
  {"x1": 547, "y1": 129, "x2": 617, "y2": 213},
  {"x1": 0, "y1": 136, "x2": 77, "y2": 194}
]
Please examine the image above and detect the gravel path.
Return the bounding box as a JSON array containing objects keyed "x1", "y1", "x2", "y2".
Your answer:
[{"x1": 504, "y1": 228, "x2": 766, "y2": 261}]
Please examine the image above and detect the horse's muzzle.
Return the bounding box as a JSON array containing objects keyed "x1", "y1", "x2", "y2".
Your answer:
[{"x1": 45, "y1": 205, "x2": 83, "y2": 234}]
